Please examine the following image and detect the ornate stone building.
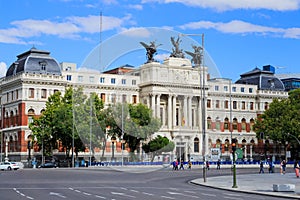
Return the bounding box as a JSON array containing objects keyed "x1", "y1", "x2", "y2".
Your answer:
[{"x1": 0, "y1": 48, "x2": 288, "y2": 163}]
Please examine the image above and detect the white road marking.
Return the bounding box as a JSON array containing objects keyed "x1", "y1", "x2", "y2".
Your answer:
[
  {"x1": 111, "y1": 192, "x2": 136, "y2": 198},
  {"x1": 161, "y1": 196, "x2": 175, "y2": 199},
  {"x1": 49, "y1": 192, "x2": 66, "y2": 198},
  {"x1": 130, "y1": 189, "x2": 139, "y2": 193},
  {"x1": 94, "y1": 195, "x2": 106, "y2": 199},
  {"x1": 83, "y1": 192, "x2": 91, "y2": 196},
  {"x1": 142, "y1": 192, "x2": 154, "y2": 196},
  {"x1": 168, "y1": 191, "x2": 199, "y2": 198},
  {"x1": 201, "y1": 193, "x2": 216, "y2": 197}
]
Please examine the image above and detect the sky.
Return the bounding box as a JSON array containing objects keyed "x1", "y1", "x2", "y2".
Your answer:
[{"x1": 1, "y1": 0, "x2": 300, "y2": 81}]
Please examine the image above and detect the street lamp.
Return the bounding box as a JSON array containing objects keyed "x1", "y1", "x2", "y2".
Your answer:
[{"x1": 111, "y1": 136, "x2": 116, "y2": 162}]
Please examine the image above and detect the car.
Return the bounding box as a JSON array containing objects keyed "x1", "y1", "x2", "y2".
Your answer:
[
  {"x1": 0, "y1": 162, "x2": 20, "y2": 170},
  {"x1": 38, "y1": 162, "x2": 58, "y2": 168}
]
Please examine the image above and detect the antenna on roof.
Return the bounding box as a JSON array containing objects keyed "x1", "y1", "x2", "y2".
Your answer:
[{"x1": 99, "y1": 10, "x2": 103, "y2": 71}]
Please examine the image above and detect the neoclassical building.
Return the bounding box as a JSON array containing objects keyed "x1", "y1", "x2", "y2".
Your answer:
[{"x1": 0, "y1": 47, "x2": 288, "y2": 163}]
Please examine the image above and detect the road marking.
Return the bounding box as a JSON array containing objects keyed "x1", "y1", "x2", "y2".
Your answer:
[
  {"x1": 184, "y1": 190, "x2": 196, "y2": 194},
  {"x1": 83, "y1": 192, "x2": 91, "y2": 196},
  {"x1": 130, "y1": 189, "x2": 139, "y2": 193},
  {"x1": 161, "y1": 196, "x2": 175, "y2": 199},
  {"x1": 142, "y1": 192, "x2": 154, "y2": 196},
  {"x1": 49, "y1": 192, "x2": 66, "y2": 198},
  {"x1": 111, "y1": 192, "x2": 136, "y2": 198},
  {"x1": 74, "y1": 189, "x2": 81, "y2": 193},
  {"x1": 201, "y1": 193, "x2": 216, "y2": 197},
  {"x1": 13, "y1": 188, "x2": 34, "y2": 200},
  {"x1": 94, "y1": 195, "x2": 106, "y2": 199},
  {"x1": 168, "y1": 191, "x2": 199, "y2": 198}
]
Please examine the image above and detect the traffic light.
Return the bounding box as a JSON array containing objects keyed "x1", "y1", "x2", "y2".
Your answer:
[{"x1": 232, "y1": 138, "x2": 237, "y2": 152}]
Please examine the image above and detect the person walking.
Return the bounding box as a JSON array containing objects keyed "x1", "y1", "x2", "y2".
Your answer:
[
  {"x1": 217, "y1": 159, "x2": 221, "y2": 170},
  {"x1": 259, "y1": 160, "x2": 264, "y2": 174},
  {"x1": 206, "y1": 161, "x2": 210, "y2": 170},
  {"x1": 179, "y1": 159, "x2": 184, "y2": 170},
  {"x1": 280, "y1": 159, "x2": 287, "y2": 175},
  {"x1": 294, "y1": 160, "x2": 299, "y2": 178},
  {"x1": 188, "y1": 160, "x2": 192, "y2": 170}
]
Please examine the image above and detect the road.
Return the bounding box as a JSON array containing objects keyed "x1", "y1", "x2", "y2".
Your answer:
[{"x1": 0, "y1": 166, "x2": 291, "y2": 200}]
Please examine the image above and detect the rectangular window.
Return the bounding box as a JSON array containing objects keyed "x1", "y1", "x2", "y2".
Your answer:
[
  {"x1": 67, "y1": 75, "x2": 72, "y2": 81},
  {"x1": 215, "y1": 85, "x2": 219, "y2": 91},
  {"x1": 11, "y1": 91, "x2": 14, "y2": 101},
  {"x1": 207, "y1": 99, "x2": 211, "y2": 108},
  {"x1": 249, "y1": 88, "x2": 253, "y2": 93},
  {"x1": 41, "y1": 89, "x2": 47, "y2": 99},
  {"x1": 29, "y1": 88, "x2": 34, "y2": 98},
  {"x1": 241, "y1": 101, "x2": 245, "y2": 110},
  {"x1": 111, "y1": 78, "x2": 116, "y2": 84},
  {"x1": 121, "y1": 79, "x2": 126, "y2": 85},
  {"x1": 78, "y1": 76, "x2": 83, "y2": 82},
  {"x1": 224, "y1": 100, "x2": 229, "y2": 109},
  {"x1": 89, "y1": 76, "x2": 94, "y2": 83},
  {"x1": 241, "y1": 87, "x2": 245, "y2": 92},
  {"x1": 100, "y1": 93, "x2": 106, "y2": 102},
  {"x1": 233, "y1": 101, "x2": 237, "y2": 109},
  {"x1": 111, "y1": 94, "x2": 116, "y2": 103},
  {"x1": 132, "y1": 95, "x2": 137, "y2": 104},
  {"x1": 250, "y1": 102, "x2": 254, "y2": 110},
  {"x1": 232, "y1": 87, "x2": 236, "y2": 92},
  {"x1": 132, "y1": 79, "x2": 137, "y2": 85},
  {"x1": 224, "y1": 86, "x2": 228, "y2": 92},
  {"x1": 215, "y1": 100, "x2": 220, "y2": 108},
  {"x1": 122, "y1": 94, "x2": 127, "y2": 103},
  {"x1": 100, "y1": 77, "x2": 105, "y2": 83}
]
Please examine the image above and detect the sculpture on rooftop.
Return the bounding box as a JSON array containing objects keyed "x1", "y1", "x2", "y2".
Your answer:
[
  {"x1": 185, "y1": 45, "x2": 203, "y2": 66},
  {"x1": 170, "y1": 36, "x2": 185, "y2": 58},
  {"x1": 140, "y1": 41, "x2": 161, "y2": 63}
]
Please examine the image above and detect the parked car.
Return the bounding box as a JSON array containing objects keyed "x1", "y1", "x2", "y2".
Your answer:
[
  {"x1": 0, "y1": 162, "x2": 20, "y2": 170},
  {"x1": 38, "y1": 162, "x2": 58, "y2": 168}
]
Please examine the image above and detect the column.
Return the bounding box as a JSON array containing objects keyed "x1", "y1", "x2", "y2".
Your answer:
[
  {"x1": 183, "y1": 96, "x2": 187, "y2": 127},
  {"x1": 156, "y1": 94, "x2": 161, "y2": 119},
  {"x1": 188, "y1": 96, "x2": 192, "y2": 127},
  {"x1": 172, "y1": 96, "x2": 177, "y2": 127},
  {"x1": 244, "y1": 145, "x2": 247, "y2": 161},
  {"x1": 168, "y1": 95, "x2": 172, "y2": 129},
  {"x1": 250, "y1": 145, "x2": 253, "y2": 161},
  {"x1": 151, "y1": 94, "x2": 156, "y2": 117}
]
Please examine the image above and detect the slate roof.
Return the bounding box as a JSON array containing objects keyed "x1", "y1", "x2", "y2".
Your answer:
[{"x1": 6, "y1": 47, "x2": 62, "y2": 77}]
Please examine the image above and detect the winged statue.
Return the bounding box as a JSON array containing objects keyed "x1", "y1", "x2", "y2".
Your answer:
[
  {"x1": 170, "y1": 36, "x2": 185, "y2": 58},
  {"x1": 140, "y1": 41, "x2": 162, "y2": 63},
  {"x1": 185, "y1": 45, "x2": 203, "y2": 66}
]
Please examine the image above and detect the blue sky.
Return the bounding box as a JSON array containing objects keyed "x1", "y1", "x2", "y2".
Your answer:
[{"x1": 1, "y1": 0, "x2": 300, "y2": 81}]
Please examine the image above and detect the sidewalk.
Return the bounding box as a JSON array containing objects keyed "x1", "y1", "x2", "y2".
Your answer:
[{"x1": 191, "y1": 172, "x2": 300, "y2": 199}]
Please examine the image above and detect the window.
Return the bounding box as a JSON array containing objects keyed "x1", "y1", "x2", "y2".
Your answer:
[
  {"x1": 207, "y1": 117, "x2": 212, "y2": 129},
  {"x1": 29, "y1": 88, "x2": 34, "y2": 98},
  {"x1": 215, "y1": 120, "x2": 220, "y2": 130},
  {"x1": 66, "y1": 75, "x2": 72, "y2": 81},
  {"x1": 65, "y1": 66, "x2": 71, "y2": 71},
  {"x1": 78, "y1": 76, "x2": 83, "y2": 82},
  {"x1": 264, "y1": 102, "x2": 269, "y2": 110},
  {"x1": 194, "y1": 138, "x2": 199, "y2": 153},
  {"x1": 121, "y1": 79, "x2": 126, "y2": 85},
  {"x1": 241, "y1": 101, "x2": 245, "y2": 110},
  {"x1": 224, "y1": 118, "x2": 229, "y2": 130},
  {"x1": 224, "y1": 100, "x2": 229, "y2": 109},
  {"x1": 215, "y1": 85, "x2": 219, "y2": 91},
  {"x1": 132, "y1": 79, "x2": 137, "y2": 85},
  {"x1": 41, "y1": 89, "x2": 47, "y2": 99},
  {"x1": 233, "y1": 101, "x2": 237, "y2": 109},
  {"x1": 233, "y1": 118, "x2": 238, "y2": 130},
  {"x1": 215, "y1": 100, "x2": 220, "y2": 108},
  {"x1": 241, "y1": 118, "x2": 246, "y2": 130},
  {"x1": 54, "y1": 89, "x2": 59, "y2": 94},
  {"x1": 250, "y1": 102, "x2": 254, "y2": 110},
  {"x1": 224, "y1": 86, "x2": 228, "y2": 91},
  {"x1": 249, "y1": 88, "x2": 253, "y2": 93},
  {"x1": 122, "y1": 94, "x2": 127, "y2": 103},
  {"x1": 132, "y1": 95, "x2": 137, "y2": 104},
  {"x1": 28, "y1": 109, "x2": 35, "y2": 125},
  {"x1": 241, "y1": 87, "x2": 245, "y2": 92},
  {"x1": 111, "y1": 94, "x2": 116, "y2": 103},
  {"x1": 232, "y1": 87, "x2": 236, "y2": 92},
  {"x1": 111, "y1": 78, "x2": 116, "y2": 84},
  {"x1": 11, "y1": 91, "x2": 14, "y2": 101},
  {"x1": 250, "y1": 119, "x2": 255, "y2": 131},
  {"x1": 207, "y1": 99, "x2": 211, "y2": 108},
  {"x1": 100, "y1": 93, "x2": 106, "y2": 102},
  {"x1": 89, "y1": 76, "x2": 94, "y2": 83},
  {"x1": 100, "y1": 77, "x2": 105, "y2": 83}
]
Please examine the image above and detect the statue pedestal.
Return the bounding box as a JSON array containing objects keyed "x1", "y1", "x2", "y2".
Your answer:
[{"x1": 163, "y1": 57, "x2": 192, "y2": 67}]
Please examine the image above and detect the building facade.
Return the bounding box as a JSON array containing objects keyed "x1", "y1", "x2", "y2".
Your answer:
[{"x1": 0, "y1": 48, "x2": 288, "y2": 164}]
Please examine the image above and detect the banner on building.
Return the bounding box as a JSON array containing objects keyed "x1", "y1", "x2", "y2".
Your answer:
[{"x1": 210, "y1": 148, "x2": 221, "y2": 161}]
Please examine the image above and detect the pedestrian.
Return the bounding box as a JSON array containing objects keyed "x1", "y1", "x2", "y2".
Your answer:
[
  {"x1": 206, "y1": 161, "x2": 210, "y2": 170},
  {"x1": 294, "y1": 160, "x2": 299, "y2": 178},
  {"x1": 268, "y1": 160, "x2": 274, "y2": 173},
  {"x1": 175, "y1": 160, "x2": 178, "y2": 170},
  {"x1": 280, "y1": 159, "x2": 286, "y2": 175},
  {"x1": 172, "y1": 160, "x2": 176, "y2": 170},
  {"x1": 259, "y1": 160, "x2": 264, "y2": 174},
  {"x1": 217, "y1": 159, "x2": 221, "y2": 170},
  {"x1": 188, "y1": 160, "x2": 192, "y2": 170},
  {"x1": 179, "y1": 159, "x2": 184, "y2": 170}
]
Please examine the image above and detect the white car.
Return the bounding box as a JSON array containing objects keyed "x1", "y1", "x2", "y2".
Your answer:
[{"x1": 0, "y1": 162, "x2": 20, "y2": 170}]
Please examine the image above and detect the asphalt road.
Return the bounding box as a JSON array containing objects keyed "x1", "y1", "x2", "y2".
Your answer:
[{"x1": 0, "y1": 166, "x2": 292, "y2": 200}]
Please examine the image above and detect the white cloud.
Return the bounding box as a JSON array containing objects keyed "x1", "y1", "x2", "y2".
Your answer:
[
  {"x1": 127, "y1": 4, "x2": 143, "y2": 10},
  {"x1": 141, "y1": 0, "x2": 300, "y2": 11},
  {"x1": 0, "y1": 14, "x2": 132, "y2": 44},
  {"x1": 120, "y1": 27, "x2": 152, "y2": 38},
  {"x1": 179, "y1": 20, "x2": 300, "y2": 38},
  {"x1": 0, "y1": 62, "x2": 7, "y2": 77}
]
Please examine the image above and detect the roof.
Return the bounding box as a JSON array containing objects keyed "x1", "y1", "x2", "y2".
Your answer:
[{"x1": 6, "y1": 47, "x2": 62, "y2": 77}]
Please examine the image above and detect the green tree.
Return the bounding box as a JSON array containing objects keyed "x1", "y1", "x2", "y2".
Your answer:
[{"x1": 142, "y1": 135, "x2": 175, "y2": 162}]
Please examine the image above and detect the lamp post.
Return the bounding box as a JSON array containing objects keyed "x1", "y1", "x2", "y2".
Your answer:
[
  {"x1": 180, "y1": 33, "x2": 206, "y2": 182},
  {"x1": 111, "y1": 136, "x2": 116, "y2": 162}
]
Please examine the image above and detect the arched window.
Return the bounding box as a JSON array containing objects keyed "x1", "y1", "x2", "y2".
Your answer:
[
  {"x1": 207, "y1": 117, "x2": 212, "y2": 129},
  {"x1": 216, "y1": 139, "x2": 221, "y2": 149},
  {"x1": 233, "y1": 118, "x2": 238, "y2": 130},
  {"x1": 250, "y1": 118, "x2": 255, "y2": 131},
  {"x1": 264, "y1": 102, "x2": 269, "y2": 110},
  {"x1": 10, "y1": 111, "x2": 14, "y2": 126},
  {"x1": 224, "y1": 117, "x2": 229, "y2": 130},
  {"x1": 224, "y1": 139, "x2": 229, "y2": 151},
  {"x1": 241, "y1": 118, "x2": 246, "y2": 130},
  {"x1": 28, "y1": 109, "x2": 35, "y2": 124},
  {"x1": 194, "y1": 138, "x2": 199, "y2": 153},
  {"x1": 215, "y1": 117, "x2": 220, "y2": 130}
]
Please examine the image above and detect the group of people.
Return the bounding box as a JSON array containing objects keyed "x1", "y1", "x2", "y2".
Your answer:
[
  {"x1": 172, "y1": 159, "x2": 192, "y2": 170},
  {"x1": 259, "y1": 159, "x2": 300, "y2": 178}
]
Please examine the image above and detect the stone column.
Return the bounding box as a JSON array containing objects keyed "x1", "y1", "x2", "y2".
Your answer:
[
  {"x1": 151, "y1": 94, "x2": 156, "y2": 117},
  {"x1": 168, "y1": 95, "x2": 172, "y2": 129},
  {"x1": 250, "y1": 145, "x2": 253, "y2": 161},
  {"x1": 172, "y1": 96, "x2": 177, "y2": 127},
  {"x1": 156, "y1": 94, "x2": 161, "y2": 118},
  {"x1": 244, "y1": 145, "x2": 247, "y2": 161},
  {"x1": 183, "y1": 96, "x2": 187, "y2": 127},
  {"x1": 188, "y1": 96, "x2": 192, "y2": 127}
]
